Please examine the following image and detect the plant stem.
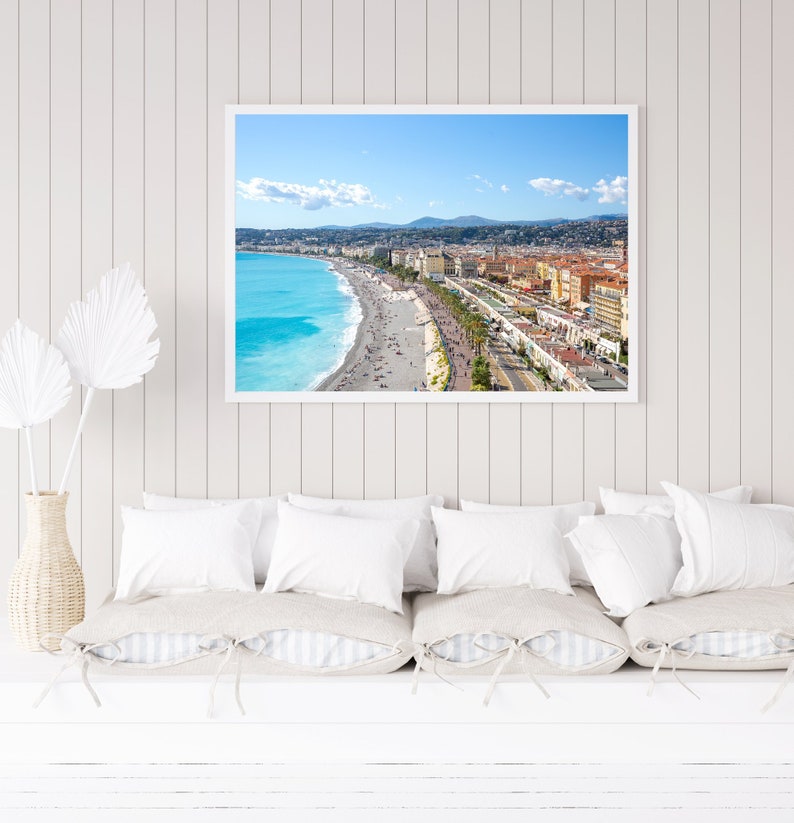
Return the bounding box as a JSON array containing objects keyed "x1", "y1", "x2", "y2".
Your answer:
[
  {"x1": 24, "y1": 426, "x2": 38, "y2": 496},
  {"x1": 57, "y1": 386, "x2": 95, "y2": 495}
]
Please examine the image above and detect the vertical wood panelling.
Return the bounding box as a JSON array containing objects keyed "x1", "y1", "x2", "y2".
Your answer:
[
  {"x1": 490, "y1": 0, "x2": 521, "y2": 104},
  {"x1": 487, "y1": 3, "x2": 522, "y2": 508},
  {"x1": 739, "y1": 0, "x2": 772, "y2": 502},
  {"x1": 426, "y1": 406, "x2": 458, "y2": 507},
  {"x1": 364, "y1": 0, "x2": 395, "y2": 104},
  {"x1": 458, "y1": 0, "x2": 490, "y2": 104},
  {"x1": 237, "y1": 0, "x2": 271, "y2": 498},
  {"x1": 551, "y1": 0, "x2": 585, "y2": 504},
  {"x1": 206, "y1": 0, "x2": 239, "y2": 499},
  {"x1": 270, "y1": 0, "x2": 301, "y2": 104},
  {"x1": 112, "y1": 0, "x2": 145, "y2": 576},
  {"x1": 645, "y1": 0, "x2": 678, "y2": 492},
  {"x1": 18, "y1": 0, "x2": 51, "y2": 498},
  {"x1": 395, "y1": 0, "x2": 426, "y2": 103},
  {"x1": 143, "y1": 0, "x2": 177, "y2": 498},
  {"x1": 582, "y1": 0, "x2": 616, "y2": 505},
  {"x1": 395, "y1": 405, "x2": 427, "y2": 497},
  {"x1": 302, "y1": 0, "x2": 332, "y2": 103},
  {"x1": 81, "y1": 0, "x2": 114, "y2": 605},
  {"x1": 0, "y1": 0, "x2": 19, "y2": 580},
  {"x1": 332, "y1": 405, "x2": 364, "y2": 498},
  {"x1": 771, "y1": 0, "x2": 794, "y2": 506},
  {"x1": 298, "y1": 0, "x2": 334, "y2": 498},
  {"x1": 489, "y1": 404, "x2": 521, "y2": 505},
  {"x1": 521, "y1": 0, "x2": 552, "y2": 104},
  {"x1": 364, "y1": 405, "x2": 396, "y2": 499},
  {"x1": 614, "y1": 0, "x2": 647, "y2": 493},
  {"x1": 676, "y1": 0, "x2": 710, "y2": 492},
  {"x1": 426, "y1": 0, "x2": 457, "y2": 103},
  {"x1": 270, "y1": 404, "x2": 301, "y2": 495},
  {"x1": 458, "y1": 405, "x2": 490, "y2": 504},
  {"x1": 301, "y1": 404, "x2": 333, "y2": 497},
  {"x1": 333, "y1": 0, "x2": 365, "y2": 104},
  {"x1": 519, "y1": 0, "x2": 553, "y2": 506},
  {"x1": 174, "y1": 0, "x2": 208, "y2": 498},
  {"x1": 4, "y1": 0, "x2": 794, "y2": 585},
  {"x1": 708, "y1": 0, "x2": 741, "y2": 492},
  {"x1": 50, "y1": 0, "x2": 83, "y2": 553}
]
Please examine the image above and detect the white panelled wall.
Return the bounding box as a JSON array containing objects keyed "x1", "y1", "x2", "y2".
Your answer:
[{"x1": 1, "y1": 0, "x2": 793, "y2": 610}]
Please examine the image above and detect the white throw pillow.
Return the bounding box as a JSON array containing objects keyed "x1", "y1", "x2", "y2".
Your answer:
[
  {"x1": 567, "y1": 514, "x2": 683, "y2": 617},
  {"x1": 115, "y1": 502, "x2": 260, "y2": 601},
  {"x1": 287, "y1": 493, "x2": 443, "y2": 592},
  {"x1": 264, "y1": 502, "x2": 420, "y2": 614},
  {"x1": 599, "y1": 484, "x2": 752, "y2": 517},
  {"x1": 143, "y1": 492, "x2": 286, "y2": 584},
  {"x1": 661, "y1": 482, "x2": 794, "y2": 597},
  {"x1": 431, "y1": 507, "x2": 573, "y2": 596},
  {"x1": 460, "y1": 499, "x2": 596, "y2": 586}
]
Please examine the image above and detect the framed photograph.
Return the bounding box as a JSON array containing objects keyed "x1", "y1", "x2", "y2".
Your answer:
[{"x1": 226, "y1": 105, "x2": 638, "y2": 403}]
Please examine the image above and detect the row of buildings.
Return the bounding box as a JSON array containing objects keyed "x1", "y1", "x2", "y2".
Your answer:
[{"x1": 367, "y1": 244, "x2": 629, "y2": 343}]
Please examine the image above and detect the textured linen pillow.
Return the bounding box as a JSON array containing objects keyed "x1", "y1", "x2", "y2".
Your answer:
[
  {"x1": 599, "y1": 484, "x2": 752, "y2": 517},
  {"x1": 567, "y1": 514, "x2": 682, "y2": 617},
  {"x1": 431, "y1": 506, "x2": 573, "y2": 596},
  {"x1": 264, "y1": 501, "x2": 420, "y2": 614},
  {"x1": 143, "y1": 492, "x2": 286, "y2": 584},
  {"x1": 115, "y1": 501, "x2": 260, "y2": 601},
  {"x1": 287, "y1": 493, "x2": 443, "y2": 592},
  {"x1": 460, "y1": 499, "x2": 596, "y2": 586},
  {"x1": 661, "y1": 482, "x2": 794, "y2": 597}
]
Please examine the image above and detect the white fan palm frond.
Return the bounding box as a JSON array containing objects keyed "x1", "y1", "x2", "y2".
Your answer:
[
  {"x1": 55, "y1": 263, "x2": 160, "y2": 494},
  {"x1": 0, "y1": 320, "x2": 73, "y2": 495},
  {"x1": 0, "y1": 320, "x2": 72, "y2": 429},
  {"x1": 57, "y1": 262, "x2": 160, "y2": 389}
]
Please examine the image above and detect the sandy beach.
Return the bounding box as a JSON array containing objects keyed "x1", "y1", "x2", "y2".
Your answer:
[{"x1": 317, "y1": 262, "x2": 428, "y2": 392}]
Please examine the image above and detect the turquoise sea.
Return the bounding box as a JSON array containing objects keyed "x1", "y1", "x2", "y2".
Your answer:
[{"x1": 235, "y1": 253, "x2": 362, "y2": 392}]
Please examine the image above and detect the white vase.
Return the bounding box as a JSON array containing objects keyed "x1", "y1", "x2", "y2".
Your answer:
[{"x1": 7, "y1": 491, "x2": 85, "y2": 651}]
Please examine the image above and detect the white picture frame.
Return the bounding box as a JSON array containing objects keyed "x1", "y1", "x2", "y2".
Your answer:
[{"x1": 226, "y1": 104, "x2": 638, "y2": 403}]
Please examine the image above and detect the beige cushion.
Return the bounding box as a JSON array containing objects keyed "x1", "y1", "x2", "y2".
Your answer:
[
  {"x1": 623, "y1": 585, "x2": 794, "y2": 670},
  {"x1": 65, "y1": 590, "x2": 414, "y2": 676},
  {"x1": 412, "y1": 586, "x2": 629, "y2": 677}
]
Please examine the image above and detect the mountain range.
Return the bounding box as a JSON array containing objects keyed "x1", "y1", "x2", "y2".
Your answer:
[{"x1": 315, "y1": 213, "x2": 628, "y2": 230}]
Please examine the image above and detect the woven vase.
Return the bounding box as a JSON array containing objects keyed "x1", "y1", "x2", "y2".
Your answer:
[{"x1": 7, "y1": 491, "x2": 85, "y2": 651}]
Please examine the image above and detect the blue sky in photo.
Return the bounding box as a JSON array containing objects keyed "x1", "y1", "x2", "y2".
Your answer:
[{"x1": 235, "y1": 112, "x2": 629, "y2": 229}]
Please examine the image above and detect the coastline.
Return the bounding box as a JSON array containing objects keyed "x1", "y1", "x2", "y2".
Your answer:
[
  {"x1": 315, "y1": 260, "x2": 427, "y2": 392},
  {"x1": 314, "y1": 262, "x2": 373, "y2": 391}
]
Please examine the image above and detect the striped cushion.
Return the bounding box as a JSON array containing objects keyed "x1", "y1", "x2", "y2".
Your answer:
[
  {"x1": 672, "y1": 631, "x2": 794, "y2": 660},
  {"x1": 429, "y1": 630, "x2": 621, "y2": 668},
  {"x1": 90, "y1": 629, "x2": 394, "y2": 669},
  {"x1": 412, "y1": 587, "x2": 630, "y2": 677},
  {"x1": 624, "y1": 586, "x2": 794, "y2": 670}
]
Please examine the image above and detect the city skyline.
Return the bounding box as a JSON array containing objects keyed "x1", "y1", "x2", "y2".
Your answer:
[{"x1": 235, "y1": 112, "x2": 630, "y2": 230}]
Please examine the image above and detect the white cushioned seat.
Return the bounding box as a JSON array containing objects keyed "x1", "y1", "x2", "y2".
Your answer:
[
  {"x1": 64, "y1": 590, "x2": 414, "y2": 676},
  {"x1": 622, "y1": 585, "x2": 794, "y2": 672},
  {"x1": 412, "y1": 586, "x2": 630, "y2": 680}
]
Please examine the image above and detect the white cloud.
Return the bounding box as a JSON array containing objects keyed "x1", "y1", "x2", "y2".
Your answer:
[
  {"x1": 592, "y1": 175, "x2": 628, "y2": 204},
  {"x1": 236, "y1": 177, "x2": 384, "y2": 210},
  {"x1": 529, "y1": 177, "x2": 590, "y2": 201},
  {"x1": 428, "y1": 200, "x2": 444, "y2": 208},
  {"x1": 500, "y1": 184, "x2": 510, "y2": 193},
  {"x1": 470, "y1": 173, "x2": 493, "y2": 189}
]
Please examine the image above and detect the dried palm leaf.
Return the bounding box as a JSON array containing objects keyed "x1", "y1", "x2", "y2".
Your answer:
[
  {"x1": 0, "y1": 320, "x2": 72, "y2": 494},
  {"x1": 56, "y1": 263, "x2": 160, "y2": 493}
]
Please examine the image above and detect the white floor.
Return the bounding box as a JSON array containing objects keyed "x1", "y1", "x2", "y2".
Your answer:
[{"x1": 2, "y1": 622, "x2": 792, "y2": 821}]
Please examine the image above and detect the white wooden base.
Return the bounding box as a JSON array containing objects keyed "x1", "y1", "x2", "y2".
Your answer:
[{"x1": 2, "y1": 622, "x2": 792, "y2": 820}]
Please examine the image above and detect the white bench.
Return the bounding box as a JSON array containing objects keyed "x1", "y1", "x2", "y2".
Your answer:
[{"x1": 1, "y1": 619, "x2": 792, "y2": 821}]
